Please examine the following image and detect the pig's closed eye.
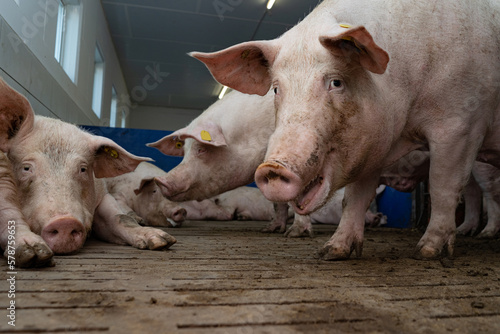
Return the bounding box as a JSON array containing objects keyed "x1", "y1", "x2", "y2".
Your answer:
[{"x1": 197, "y1": 147, "x2": 207, "y2": 155}]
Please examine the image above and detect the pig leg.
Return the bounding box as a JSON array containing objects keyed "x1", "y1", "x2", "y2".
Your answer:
[
  {"x1": 261, "y1": 203, "x2": 289, "y2": 233},
  {"x1": 415, "y1": 135, "x2": 482, "y2": 259},
  {"x1": 111, "y1": 192, "x2": 145, "y2": 225},
  {"x1": 477, "y1": 196, "x2": 500, "y2": 238},
  {"x1": 0, "y1": 219, "x2": 54, "y2": 268},
  {"x1": 471, "y1": 162, "x2": 500, "y2": 238},
  {"x1": 317, "y1": 175, "x2": 380, "y2": 260},
  {"x1": 285, "y1": 214, "x2": 314, "y2": 238},
  {"x1": 93, "y1": 193, "x2": 176, "y2": 250},
  {"x1": 0, "y1": 156, "x2": 53, "y2": 268},
  {"x1": 456, "y1": 177, "x2": 482, "y2": 236}
]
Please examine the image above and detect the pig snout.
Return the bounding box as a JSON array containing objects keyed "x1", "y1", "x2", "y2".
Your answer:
[
  {"x1": 170, "y1": 207, "x2": 187, "y2": 222},
  {"x1": 154, "y1": 176, "x2": 188, "y2": 200},
  {"x1": 41, "y1": 217, "x2": 86, "y2": 254},
  {"x1": 255, "y1": 161, "x2": 302, "y2": 202}
]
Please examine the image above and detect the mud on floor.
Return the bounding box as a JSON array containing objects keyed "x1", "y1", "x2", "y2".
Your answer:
[{"x1": 1, "y1": 221, "x2": 500, "y2": 333}]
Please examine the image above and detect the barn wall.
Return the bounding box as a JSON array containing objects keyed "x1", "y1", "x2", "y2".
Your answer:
[
  {"x1": 129, "y1": 105, "x2": 202, "y2": 131},
  {"x1": 0, "y1": 0, "x2": 129, "y2": 126}
]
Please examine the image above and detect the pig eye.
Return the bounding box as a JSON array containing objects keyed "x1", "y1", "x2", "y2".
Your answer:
[
  {"x1": 80, "y1": 166, "x2": 87, "y2": 173},
  {"x1": 22, "y1": 165, "x2": 31, "y2": 172},
  {"x1": 328, "y1": 79, "x2": 343, "y2": 91},
  {"x1": 273, "y1": 86, "x2": 279, "y2": 95}
]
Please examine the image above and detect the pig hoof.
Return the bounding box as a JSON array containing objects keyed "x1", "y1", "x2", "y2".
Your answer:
[
  {"x1": 15, "y1": 242, "x2": 55, "y2": 268},
  {"x1": 456, "y1": 224, "x2": 476, "y2": 236},
  {"x1": 146, "y1": 232, "x2": 177, "y2": 250},
  {"x1": 414, "y1": 243, "x2": 454, "y2": 260},
  {"x1": 316, "y1": 240, "x2": 363, "y2": 261},
  {"x1": 476, "y1": 230, "x2": 497, "y2": 239},
  {"x1": 413, "y1": 245, "x2": 440, "y2": 259},
  {"x1": 126, "y1": 211, "x2": 144, "y2": 225},
  {"x1": 284, "y1": 226, "x2": 314, "y2": 238},
  {"x1": 261, "y1": 223, "x2": 286, "y2": 234}
]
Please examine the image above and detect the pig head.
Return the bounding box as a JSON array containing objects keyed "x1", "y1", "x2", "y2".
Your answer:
[
  {"x1": 0, "y1": 78, "x2": 154, "y2": 254},
  {"x1": 148, "y1": 91, "x2": 275, "y2": 201},
  {"x1": 133, "y1": 177, "x2": 187, "y2": 226}
]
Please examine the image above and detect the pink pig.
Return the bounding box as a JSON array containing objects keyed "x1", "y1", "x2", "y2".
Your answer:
[
  {"x1": 190, "y1": 0, "x2": 500, "y2": 259},
  {"x1": 149, "y1": 90, "x2": 313, "y2": 237},
  {"x1": 105, "y1": 162, "x2": 188, "y2": 227},
  {"x1": 0, "y1": 78, "x2": 176, "y2": 266}
]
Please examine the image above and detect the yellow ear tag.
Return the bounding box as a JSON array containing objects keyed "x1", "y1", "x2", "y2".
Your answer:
[
  {"x1": 175, "y1": 141, "x2": 183, "y2": 149},
  {"x1": 340, "y1": 23, "x2": 351, "y2": 28},
  {"x1": 104, "y1": 147, "x2": 119, "y2": 159},
  {"x1": 200, "y1": 130, "x2": 212, "y2": 142}
]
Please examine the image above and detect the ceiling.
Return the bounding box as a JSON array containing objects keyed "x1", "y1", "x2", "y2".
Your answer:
[{"x1": 101, "y1": 0, "x2": 320, "y2": 111}]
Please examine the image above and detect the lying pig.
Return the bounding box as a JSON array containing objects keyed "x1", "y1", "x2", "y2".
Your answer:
[
  {"x1": 106, "y1": 162, "x2": 287, "y2": 224},
  {"x1": 191, "y1": 0, "x2": 500, "y2": 259},
  {"x1": 311, "y1": 186, "x2": 387, "y2": 228},
  {"x1": 0, "y1": 78, "x2": 176, "y2": 266},
  {"x1": 148, "y1": 90, "x2": 313, "y2": 237},
  {"x1": 105, "y1": 162, "x2": 188, "y2": 227}
]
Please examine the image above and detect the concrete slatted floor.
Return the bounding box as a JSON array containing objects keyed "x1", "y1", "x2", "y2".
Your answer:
[{"x1": 1, "y1": 220, "x2": 500, "y2": 333}]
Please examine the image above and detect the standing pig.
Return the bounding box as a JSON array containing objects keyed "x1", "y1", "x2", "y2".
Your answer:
[
  {"x1": 0, "y1": 78, "x2": 176, "y2": 258},
  {"x1": 148, "y1": 90, "x2": 312, "y2": 237},
  {"x1": 190, "y1": 0, "x2": 500, "y2": 259}
]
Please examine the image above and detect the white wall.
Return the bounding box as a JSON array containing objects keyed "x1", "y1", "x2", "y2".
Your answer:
[
  {"x1": 129, "y1": 105, "x2": 202, "y2": 131},
  {"x1": 0, "y1": 0, "x2": 129, "y2": 126}
]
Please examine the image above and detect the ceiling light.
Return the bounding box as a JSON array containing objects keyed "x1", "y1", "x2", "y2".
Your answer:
[
  {"x1": 267, "y1": 0, "x2": 276, "y2": 10},
  {"x1": 218, "y1": 86, "x2": 229, "y2": 99}
]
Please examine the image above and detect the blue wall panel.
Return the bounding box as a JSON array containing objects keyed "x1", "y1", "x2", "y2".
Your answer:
[{"x1": 80, "y1": 125, "x2": 182, "y2": 172}]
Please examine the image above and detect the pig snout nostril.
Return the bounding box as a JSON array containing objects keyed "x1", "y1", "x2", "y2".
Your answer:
[
  {"x1": 41, "y1": 218, "x2": 86, "y2": 254},
  {"x1": 255, "y1": 161, "x2": 302, "y2": 202}
]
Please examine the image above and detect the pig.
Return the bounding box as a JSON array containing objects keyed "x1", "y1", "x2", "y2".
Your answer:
[
  {"x1": 106, "y1": 161, "x2": 290, "y2": 224},
  {"x1": 470, "y1": 162, "x2": 500, "y2": 238},
  {"x1": 381, "y1": 150, "x2": 500, "y2": 238},
  {"x1": 310, "y1": 186, "x2": 387, "y2": 228},
  {"x1": 0, "y1": 152, "x2": 54, "y2": 267},
  {"x1": 0, "y1": 78, "x2": 176, "y2": 261},
  {"x1": 190, "y1": 0, "x2": 500, "y2": 260},
  {"x1": 105, "y1": 162, "x2": 188, "y2": 227},
  {"x1": 206, "y1": 186, "x2": 289, "y2": 221},
  {"x1": 148, "y1": 90, "x2": 313, "y2": 237}
]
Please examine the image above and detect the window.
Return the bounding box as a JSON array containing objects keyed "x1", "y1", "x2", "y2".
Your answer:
[
  {"x1": 91, "y1": 45, "x2": 105, "y2": 118},
  {"x1": 120, "y1": 109, "x2": 126, "y2": 128},
  {"x1": 110, "y1": 86, "x2": 118, "y2": 127},
  {"x1": 54, "y1": 0, "x2": 81, "y2": 82}
]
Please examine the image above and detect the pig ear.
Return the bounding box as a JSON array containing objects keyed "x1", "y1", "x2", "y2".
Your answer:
[
  {"x1": 189, "y1": 40, "x2": 278, "y2": 96},
  {"x1": 0, "y1": 78, "x2": 35, "y2": 152},
  {"x1": 147, "y1": 121, "x2": 227, "y2": 156},
  {"x1": 146, "y1": 129, "x2": 186, "y2": 157},
  {"x1": 88, "y1": 136, "x2": 153, "y2": 178},
  {"x1": 320, "y1": 25, "x2": 389, "y2": 74},
  {"x1": 134, "y1": 178, "x2": 155, "y2": 195}
]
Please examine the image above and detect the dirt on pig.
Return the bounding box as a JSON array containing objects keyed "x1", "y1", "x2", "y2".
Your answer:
[{"x1": 1, "y1": 221, "x2": 499, "y2": 333}]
